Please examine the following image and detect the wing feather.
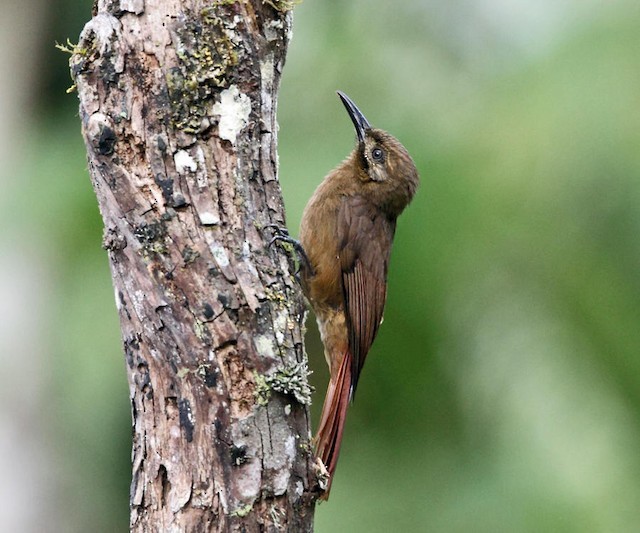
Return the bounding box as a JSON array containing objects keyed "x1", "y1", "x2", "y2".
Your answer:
[{"x1": 338, "y1": 196, "x2": 396, "y2": 396}]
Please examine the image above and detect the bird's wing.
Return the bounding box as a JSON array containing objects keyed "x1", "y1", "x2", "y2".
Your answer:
[{"x1": 338, "y1": 195, "x2": 396, "y2": 396}]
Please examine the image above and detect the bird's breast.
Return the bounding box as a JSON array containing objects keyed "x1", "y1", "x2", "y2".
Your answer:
[{"x1": 299, "y1": 192, "x2": 344, "y2": 310}]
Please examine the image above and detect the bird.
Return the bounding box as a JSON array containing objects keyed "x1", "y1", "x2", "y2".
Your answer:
[{"x1": 272, "y1": 91, "x2": 419, "y2": 499}]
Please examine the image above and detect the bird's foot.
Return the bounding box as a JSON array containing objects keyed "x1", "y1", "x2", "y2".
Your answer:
[{"x1": 265, "y1": 224, "x2": 314, "y2": 277}]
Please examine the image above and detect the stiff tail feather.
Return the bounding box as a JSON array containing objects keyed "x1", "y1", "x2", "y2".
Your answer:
[{"x1": 314, "y1": 350, "x2": 352, "y2": 500}]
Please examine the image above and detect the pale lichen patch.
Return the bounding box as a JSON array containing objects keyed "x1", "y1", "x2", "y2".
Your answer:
[
  {"x1": 284, "y1": 435, "x2": 296, "y2": 462},
  {"x1": 211, "y1": 85, "x2": 251, "y2": 144},
  {"x1": 263, "y1": 17, "x2": 286, "y2": 43},
  {"x1": 199, "y1": 212, "x2": 220, "y2": 226},
  {"x1": 174, "y1": 150, "x2": 197, "y2": 173},
  {"x1": 273, "y1": 310, "x2": 288, "y2": 345},
  {"x1": 260, "y1": 56, "x2": 275, "y2": 87},
  {"x1": 242, "y1": 240, "x2": 251, "y2": 258},
  {"x1": 209, "y1": 243, "x2": 231, "y2": 268},
  {"x1": 255, "y1": 335, "x2": 277, "y2": 359},
  {"x1": 120, "y1": 0, "x2": 145, "y2": 15},
  {"x1": 114, "y1": 286, "x2": 122, "y2": 311}
]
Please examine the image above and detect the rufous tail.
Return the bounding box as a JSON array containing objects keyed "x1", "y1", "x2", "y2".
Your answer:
[{"x1": 314, "y1": 350, "x2": 352, "y2": 500}]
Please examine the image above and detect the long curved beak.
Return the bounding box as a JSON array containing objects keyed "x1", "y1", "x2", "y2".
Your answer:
[{"x1": 337, "y1": 91, "x2": 371, "y2": 143}]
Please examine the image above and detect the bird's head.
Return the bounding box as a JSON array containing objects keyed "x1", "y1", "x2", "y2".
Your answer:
[{"x1": 337, "y1": 91, "x2": 419, "y2": 216}]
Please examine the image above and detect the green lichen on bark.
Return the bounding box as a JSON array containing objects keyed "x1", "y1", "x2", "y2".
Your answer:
[
  {"x1": 167, "y1": 10, "x2": 239, "y2": 133},
  {"x1": 254, "y1": 372, "x2": 271, "y2": 406},
  {"x1": 230, "y1": 504, "x2": 253, "y2": 518},
  {"x1": 57, "y1": 36, "x2": 99, "y2": 92},
  {"x1": 134, "y1": 220, "x2": 168, "y2": 256},
  {"x1": 263, "y1": 0, "x2": 301, "y2": 12},
  {"x1": 254, "y1": 362, "x2": 313, "y2": 406}
]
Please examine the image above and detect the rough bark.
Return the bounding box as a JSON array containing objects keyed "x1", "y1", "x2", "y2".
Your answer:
[{"x1": 71, "y1": 0, "x2": 319, "y2": 530}]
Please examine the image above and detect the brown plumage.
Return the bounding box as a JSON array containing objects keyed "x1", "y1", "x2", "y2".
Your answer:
[{"x1": 298, "y1": 92, "x2": 419, "y2": 498}]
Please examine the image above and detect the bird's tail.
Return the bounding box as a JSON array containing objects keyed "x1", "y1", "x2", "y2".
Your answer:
[{"x1": 314, "y1": 349, "x2": 352, "y2": 500}]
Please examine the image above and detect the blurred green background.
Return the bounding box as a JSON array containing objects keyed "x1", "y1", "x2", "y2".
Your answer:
[{"x1": 2, "y1": 0, "x2": 639, "y2": 531}]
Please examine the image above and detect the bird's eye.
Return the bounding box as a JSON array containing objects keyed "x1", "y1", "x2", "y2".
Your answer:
[{"x1": 371, "y1": 147, "x2": 384, "y2": 162}]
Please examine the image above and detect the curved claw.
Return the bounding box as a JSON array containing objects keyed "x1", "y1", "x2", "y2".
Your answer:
[
  {"x1": 264, "y1": 224, "x2": 314, "y2": 277},
  {"x1": 263, "y1": 224, "x2": 291, "y2": 248},
  {"x1": 263, "y1": 223, "x2": 289, "y2": 234},
  {"x1": 269, "y1": 235, "x2": 288, "y2": 249}
]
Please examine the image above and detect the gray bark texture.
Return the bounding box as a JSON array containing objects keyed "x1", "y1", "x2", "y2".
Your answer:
[{"x1": 70, "y1": 0, "x2": 319, "y2": 530}]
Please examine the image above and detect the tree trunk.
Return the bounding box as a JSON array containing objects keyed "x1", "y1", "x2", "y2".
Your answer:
[{"x1": 71, "y1": 1, "x2": 319, "y2": 530}]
